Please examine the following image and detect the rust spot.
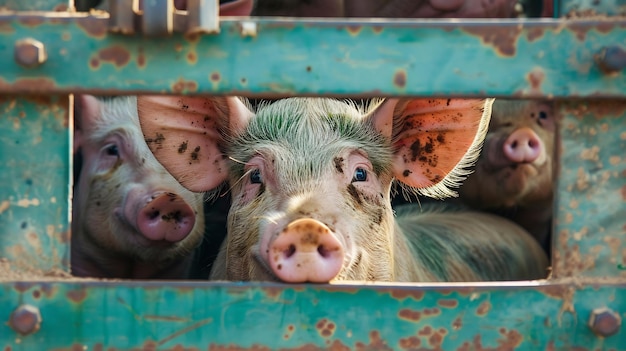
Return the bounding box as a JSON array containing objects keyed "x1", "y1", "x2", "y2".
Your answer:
[
  {"x1": 526, "y1": 68, "x2": 545, "y2": 95},
  {"x1": 95, "y1": 45, "x2": 131, "y2": 67},
  {"x1": 0, "y1": 21, "x2": 14, "y2": 34},
  {"x1": 66, "y1": 288, "x2": 87, "y2": 303},
  {"x1": 18, "y1": 16, "x2": 45, "y2": 27},
  {"x1": 179, "y1": 48, "x2": 195, "y2": 63},
  {"x1": 526, "y1": 26, "x2": 546, "y2": 42},
  {"x1": 398, "y1": 308, "x2": 421, "y2": 322},
  {"x1": 399, "y1": 336, "x2": 421, "y2": 349},
  {"x1": 475, "y1": 300, "x2": 491, "y2": 316},
  {"x1": 76, "y1": 17, "x2": 108, "y2": 38},
  {"x1": 355, "y1": 330, "x2": 391, "y2": 351},
  {"x1": 372, "y1": 26, "x2": 383, "y2": 34},
  {"x1": 452, "y1": 317, "x2": 462, "y2": 330},
  {"x1": 137, "y1": 47, "x2": 146, "y2": 68},
  {"x1": 389, "y1": 289, "x2": 424, "y2": 301},
  {"x1": 437, "y1": 298, "x2": 458, "y2": 308},
  {"x1": 306, "y1": 66, "x2": 312, "y2": 72},
  {"x1": 346, "y1": 24, "x2": 362, "y2": 36},
  {"x1": 172, "y1": 78, "x2": 198, "y2": 94},
  {"x1": 0, "y1": 77, "x2": 56, "y2": 92},
  {"x1": 89, "y1": 58, "x2": 100, "y2": 69},
  {"x1": 394, "y1": 70, "x2": 406, "y2": 88},
  {"x1": 464, "y1": 25, "x2": 521, "y2": 56},
  {"x1": 210, "y1": 72, "x2": 221, "y2": 82}
]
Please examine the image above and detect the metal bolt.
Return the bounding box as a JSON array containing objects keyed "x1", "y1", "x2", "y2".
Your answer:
[
  {"x1": 14, "y1": 38, "x2": 47, "y2": 68},
  {"x1": 588, "y1": 307, "x2": 621, "y2": 337},
  {"x1": 594, "y1": 46, "x2": 626, "y2": 74},
  {"x1": 9, "y1": 304, "x2": 42, "y2": 336}
]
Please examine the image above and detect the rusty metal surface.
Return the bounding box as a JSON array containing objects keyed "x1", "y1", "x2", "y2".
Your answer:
[
  {"x1": 559, "y1": 0, "x2": 626, "y2": 16},
  {"x1": 0, "y1": 14, "x2": 624, "y2": 97},
  {"x1": 0, "y1": 280, "x2": 624, "y2": 350},
  {"x1": 0, "y1": 95, "x2": 71, "y2": 272},
  {"x1": 0, "y1": 0, "x2": 69, "y2": 11},
  {"x1": 553, "y1": 100, "x2": 626, "y2": 279}
]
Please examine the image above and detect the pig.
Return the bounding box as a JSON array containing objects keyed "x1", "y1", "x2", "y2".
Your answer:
[
  {"x1": 72, "y1": 95, "x2": 206, "y2": 279},
  {"x1": 455, "y1": 99, "x2": 556, "y2": 255},
  {"x1": 137, "y1": 95, "x2": 548, "y2": 283}
]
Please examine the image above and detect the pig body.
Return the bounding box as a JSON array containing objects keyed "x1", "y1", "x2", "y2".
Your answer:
[
  {"x1": 139, "y1": 96, "x2": 548, "y2": 283},
  {"x1": 72, "y1": 96, "x2": 206, "y2": 279},
  {"x1": 455, "y1": 99, "x2": 555, "y2": 254}
]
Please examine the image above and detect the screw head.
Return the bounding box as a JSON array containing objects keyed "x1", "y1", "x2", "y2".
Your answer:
[
  {"x1": 594, "y1": 46, "x2": 626, "y2": 75},
  {"x1": 9, "y1": 304, "x2": 42, "y2": 336},
  {"x1": 588, "y1": 308, "x2": 621, "y2": 337},
  {"x1": 14, "y1": 38, "x2": 47, "y2": 68}
]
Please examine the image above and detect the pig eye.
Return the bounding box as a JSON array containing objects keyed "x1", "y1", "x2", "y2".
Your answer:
[
  {"x1": 105, "y1": 144, "x2": 119, "y2": 157},
  {"x1": 250, "y1": 169, "x2": 262, "y2": 184},
  {"x1": 538, "y1": 111, "x2": 548, "y2": 120},
  {"x1": 352, "y1": 168, "x2": 367, "y2": 182}
]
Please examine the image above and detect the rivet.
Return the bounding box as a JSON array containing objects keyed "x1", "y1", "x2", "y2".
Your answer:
[
  {"x1": 594, "y1": 46, "x2": 626, "y2": 75},
  {"x1": 588, "y1": 307, "x2": 621, "y2": 337},
  {"x1": 14, "y1": 38, "x2": 47, "y2": 68},
  {"x1": 9, "y1": 304, "x2": 42, "y2": 336}
]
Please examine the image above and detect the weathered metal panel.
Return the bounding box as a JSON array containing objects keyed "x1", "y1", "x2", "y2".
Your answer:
[
  {"x1": 0, "y1": 280, "x2": 624, "y2": 350},
  {"x1": 0, "y1": 0, "x2": 69, "y2": 11},
  {"x1": 553, "y1": 100, "x2": 626, "y2": 279},
  {"x1": 0, "y1": 15, "x2": 625, "y2": 97},
  {"x1": 0, "y1": 95, "x2": 71, "y2": 272},
  {"x1": 559, "y1": 0, "x2": 626, "y2": 16}
]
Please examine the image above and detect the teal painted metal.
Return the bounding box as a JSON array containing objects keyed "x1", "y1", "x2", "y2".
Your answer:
[
  {"x1": 554, "y1": 100, "x2": 626, "y2": 279},
  {"x1": 559, "y1": 0, "x2": 626, "y2": 16},
  {"x1": 0, "y1": 0, "x2": 68, "y2": 11},
  {"x1": 0, "y1": 95, "x2": 71, "y2": 272},
  {"x1": 0, "y1": 14, "x2": 624, "y2": 97},
  {"x1": 0, "y1": 280, "x2": 625, "y2": 350}
]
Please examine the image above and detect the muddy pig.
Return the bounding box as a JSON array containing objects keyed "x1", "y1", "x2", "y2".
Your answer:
[
  {"x1": 456, "y1": 99, "x2": 555, "y2": 255},
  {"x1": 72, "y1": 95, "x2": 206, "y2": 279},
  {"x1": 137, "y1": 96, "x2": 548, "y2": 283}
]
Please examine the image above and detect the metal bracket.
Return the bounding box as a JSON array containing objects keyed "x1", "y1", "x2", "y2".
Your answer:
[{"x1": 107, "y1": 0, "x2": 220, "y2": 36}]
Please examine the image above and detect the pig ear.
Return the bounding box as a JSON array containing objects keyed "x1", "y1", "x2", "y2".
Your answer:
[
  {"x1": 368, "y1": 98, "x2": 494, "y2": 199},
  {"x1": 137, "y1": 95, "x2": 254, "y2": 193},
  {"x1": 73, "y1": 94, "x2": 102, "y2": 154}
]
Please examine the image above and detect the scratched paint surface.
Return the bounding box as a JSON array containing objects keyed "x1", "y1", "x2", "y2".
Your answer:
[
  {"x1": 0, "y1": 96, "x2": 71, "y2": 272},
  {"x1": 559, "y1": 0, "x2": 626, "y2": 16},
  {"x1": 553, "y1": 100, "x2": 626, "y2": 278},
  {"x1": 0, "y1": 281, "x2": 624, "y2": 350},
  {"x1": 0, "y1": 0, "x2": 67, "y2": 11},
  {"x1": 0, "y1": 15, "x2": 624, "y2": 97}
]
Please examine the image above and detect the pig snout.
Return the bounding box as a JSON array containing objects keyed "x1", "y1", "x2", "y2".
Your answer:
[
  {"x1": 502, "y1": 127, "x2": 543, "y2": 164},
  {"x1": 136, "y1": 192, "x2": 196, "y2": 242},
  {"x1": 268, "y1": 218, "x2": 344, "y2": 283}
]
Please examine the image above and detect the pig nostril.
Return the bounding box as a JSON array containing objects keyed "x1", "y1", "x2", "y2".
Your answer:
[
  {"x1": 528, "y1": 139, "x2": 539, "y2": 148},
  {"x1": 285, "y1": 244, "x2": 296, "y2": 258},
  {"x1": 147, "y1": 210, "x2": 160, "y2": 220},
  {"x1": 510, "y1": 140, "x2": 518, "y2": 149},
  {"x1": 317, "y1": 245, "x2": 330, "y2": 258}
]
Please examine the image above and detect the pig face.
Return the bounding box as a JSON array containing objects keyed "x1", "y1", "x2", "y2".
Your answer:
[
  {"x1": 72, "y1": 96, "x2": 205, "y2": 277},
  {"x1": 458, "y1": 100, "x2": 555, "y2": 209},
  {"x1": 138, "y1": 96, "x2": 493, "y2": 282}
]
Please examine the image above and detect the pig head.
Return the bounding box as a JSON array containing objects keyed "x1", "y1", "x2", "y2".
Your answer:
[
  {"x1": 456, "y1": 99, "x2": 555, "y2": 252},
  {"x1": 138, "y1": 96, "x2": 498, "y2": 283},
  {"x1": 72, "y1": 95, "x2": 206, "y2": 279}
]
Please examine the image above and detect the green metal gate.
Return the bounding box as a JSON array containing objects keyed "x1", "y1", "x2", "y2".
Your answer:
[{"x1": 0, "y1": 0, "x2": 624, "y2": 349}]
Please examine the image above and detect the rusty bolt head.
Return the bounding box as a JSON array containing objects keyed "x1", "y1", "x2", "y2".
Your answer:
[
  {"x1": 9, "y1": 304, "x2": 42, "y2": 336},
  {"x1": 588, "y1": 308, "x2": 621, "y2": 337},
  {"x1": 14, "y1": 38, "x2": 47, "y2": 68},
  {"x1": 594, "y1": 46, "x2": 626, "y2": 75}
]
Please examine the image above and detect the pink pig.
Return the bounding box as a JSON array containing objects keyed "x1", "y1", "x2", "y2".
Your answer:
[
  {"x1": 138, "y1": 96, "x2": 548, "y2": 283},
  {"x1": 72, "y1": 95, "x2": 206, "y2": 279}
]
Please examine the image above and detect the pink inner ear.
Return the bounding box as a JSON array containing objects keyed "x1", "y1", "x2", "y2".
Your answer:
[
  {"x1": 137, "y1": 95, "x2": 250, "y2": 193},
  {"x1": 387, "y1": 98, "x2": 489, "y2": 189}
]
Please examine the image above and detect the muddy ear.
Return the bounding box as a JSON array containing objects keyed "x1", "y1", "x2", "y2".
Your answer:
[
  {"x1": 137, "y1": 95, "x2": 253, "y2": 193},
  {"x1": 73, "y1": 95, "x2": 102, "y2": 154},
  {"x1": 368, "y1": 98, "x2": 494, "y2": 198}
]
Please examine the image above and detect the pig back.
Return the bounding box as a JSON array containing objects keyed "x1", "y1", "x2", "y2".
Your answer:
[{"x1": 395, "y1": 203, "x2": 549, "y2": 282}]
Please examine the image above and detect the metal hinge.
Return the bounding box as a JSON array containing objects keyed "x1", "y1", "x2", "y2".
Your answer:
[{"x1": 107, "y1": 0, "x2": 219, "y2": 36}]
